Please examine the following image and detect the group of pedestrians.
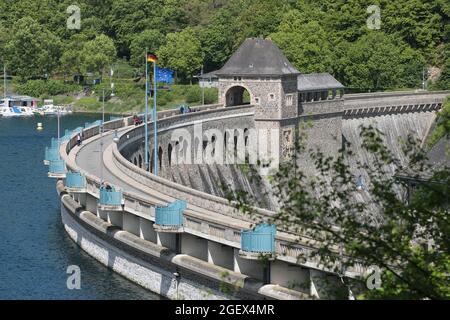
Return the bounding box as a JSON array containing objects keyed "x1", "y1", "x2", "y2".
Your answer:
[
  {"x1": 100, "y1": 181, "x2": 113, "y2": 191},
  {"x1": 132, "y1": 115, "x2": 143, "y2": 126},
  {"x1": 179, "y1": 105, "x2": 198, "y2": 114}
]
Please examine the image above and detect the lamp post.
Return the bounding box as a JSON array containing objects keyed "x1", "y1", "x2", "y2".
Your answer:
[
  {"x1": 57, "y1": 105, "x2": 60, "y2": 142},
  {"x1": 152, "y1": 57, "x2": 158, "y2": 175},
  {"x1": 3, "y1": 64, "x2": 6, "y2": 99},
  {"x1": 100, "y1": 88, "x2": 105, "y2": 183},
  {"x1": 422, "y1": 67, "x2": 425, "y2": 90},
  {"x1": 201, "y1": 66, "x2": 205, "y2": 105},
  {"x1": 144, "y1": 51, "x2": 159, "y2": 175},
  {"x1": 144, "y1": 49, "x2": 149, "y2": 172},
  {"x1": 110, "y1": 65, "x2": 115, "y2": 97}
]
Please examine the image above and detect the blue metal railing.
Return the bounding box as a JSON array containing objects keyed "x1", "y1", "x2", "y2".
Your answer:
[
  {"x1": 85, "y1": 120, "x2": 103, "y2": 129},
  {"x1": 65, "y1": 171, "x2": 86, "y2": 189},
  {"x1": 60, "y1": 129, "x2": 72, "y2": 142},
  {"x1": 49, "y1": 159, "x2": 66, "y2": 175},
  {"x1": 72, "y1": 127, "x2": 84, "y2": 134},
  {"x1": 241, "y1": 223, "x2": 276, "y2": 254},
  {"x1": 99, "y1": 186, "x2": 123, "y2": 206},
  {"x1": 45, "y1": 146, "x2": 60, "y2": 163},
  {"x1": 50, "y1": 137, "x2": 60, "y2": 148},
  {"x1": 155, "y1": 200, "x2": 187, "y2": 227}
]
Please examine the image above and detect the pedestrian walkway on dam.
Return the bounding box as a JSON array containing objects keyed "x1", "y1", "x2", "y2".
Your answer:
[
  {"x1": 76, "y1": 131, "x2": 148, "y2": 199},
  {"x1": 51, "y1": 36, "x2": 449, "y2": 300},
  {"x1": 72, "y1": 126, "x2": 257, "y2": 229}
]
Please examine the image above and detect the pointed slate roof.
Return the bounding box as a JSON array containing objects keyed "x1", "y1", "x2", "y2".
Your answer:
[
  {"x1": 215, "y1": 38, "x2": 300, "y2": 77},
  {"x1": 196, "y1": 70, "x2": 219, "y2": 79},
  {"x1": 297, "y1": 73, "x2": 344, "y2": 92}
]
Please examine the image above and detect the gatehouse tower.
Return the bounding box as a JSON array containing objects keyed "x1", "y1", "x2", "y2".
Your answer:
[{"x1": 214, "y1": 38, "x2": 345, "y2": 168}]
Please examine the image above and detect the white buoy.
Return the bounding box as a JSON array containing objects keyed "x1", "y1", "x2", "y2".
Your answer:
[{"x1": 37, "y1": 122, "x2": 43, "y2": 130}]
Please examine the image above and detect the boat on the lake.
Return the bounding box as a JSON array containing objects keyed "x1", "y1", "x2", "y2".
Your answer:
[
  {"x1": 36, "y1": 99, "x2": 72, "y2": 116},
  {"x1": 0, "y1": 96, "x2": 37, "y2": 117}
]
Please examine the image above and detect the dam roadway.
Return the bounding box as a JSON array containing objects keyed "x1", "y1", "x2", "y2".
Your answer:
[
  {"x1": 61, "y1": 118, "x2": 314, "y2": 300},
  {"x1": 56, "y1": 90, "x2": 448, "y2": 300},
  {"x1": 74, "y1": 127, "x2": 258, "y2": 233}
]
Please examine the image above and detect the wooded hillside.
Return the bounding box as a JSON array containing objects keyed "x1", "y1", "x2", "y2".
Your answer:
[{"x1": 0, "y1": 0, "x2": 448, "y2": 91}]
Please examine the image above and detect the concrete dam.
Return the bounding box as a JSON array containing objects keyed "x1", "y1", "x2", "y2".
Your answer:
[
  {"x1": 143, "y1": 103, "x2": 439, "y2": 213},
  {"x1": 46, "y1": 38, "x2": 449, "y2": 300}
]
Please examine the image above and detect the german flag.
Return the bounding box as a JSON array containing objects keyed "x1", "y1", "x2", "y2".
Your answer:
[{"x1": 147, "y1": 53, "x2": 158, "y2": 63}]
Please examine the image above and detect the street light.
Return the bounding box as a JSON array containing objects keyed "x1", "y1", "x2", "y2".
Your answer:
[
  {"x1": 2, "y1": 64, "x2": 6, "y2": 99},
  {"x1": 110, "y1": 65, "x2": 115, "y2": 97},
  {"x1": 100, "y1": 88, "x2": 105, "y2": 183}
]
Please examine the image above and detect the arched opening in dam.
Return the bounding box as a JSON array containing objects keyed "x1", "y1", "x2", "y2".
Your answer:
[
  {"x1": 158, "y1": 146, "x2": 163, "y2": 170},
  {"x1": 168, "y1": 143, "x2": 172, "y2": 166},
  {"x1": 225, "y1": 85, "x2": 251, "y2": 107}
]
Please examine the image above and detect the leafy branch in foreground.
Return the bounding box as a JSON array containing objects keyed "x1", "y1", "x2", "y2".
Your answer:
[{"x1": 224, "y1": 124, "x2": 449, "y2": 299}]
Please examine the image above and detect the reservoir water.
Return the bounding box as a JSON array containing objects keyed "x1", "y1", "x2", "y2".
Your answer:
[{"x1": 0, "y1": 115, "x2": 161, "y2": 299}]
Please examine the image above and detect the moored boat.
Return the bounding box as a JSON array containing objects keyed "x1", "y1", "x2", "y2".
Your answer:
[{"x1": 0, "y1": 96, "x2": 37, "y2": 117}]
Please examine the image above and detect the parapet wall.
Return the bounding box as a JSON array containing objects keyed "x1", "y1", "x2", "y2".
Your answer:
[
  {"x1": 344, "y1": 91, "x2": 448, "y2": 110},
  {"x1": 59, "y1": 183, "x2": 271, "y2": 300},
  {"x1": 55, "y1": 90, "x2": 448, "y2": 300}
]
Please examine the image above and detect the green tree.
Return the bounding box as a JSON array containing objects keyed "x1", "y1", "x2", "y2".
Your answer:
[
  {"x1": 383, "y1": 0, "x2": 449, "y2": 53},
  {"x1": 109, "y1": 0, "x2": 186, "y2": 56},
  {"x1": 340, "y1": 32, "x2": 404, "y2": 90},
  {"x1": 81, "y1": 34, "x2": 116, "y2": 76},
  {"x1": 226, "y1": 121, "x2": 450, "y2": 299},
  {"x1": 432, "y1": 44, "x2": 450, "y2": 90},
  {"x1": 399, "y1": 46, "x2": 426, "y2": 89},
  {"x1": 270, "y1": 11, "x2": 334, "y2": 73},
  {"x1": 157, "y1": 28, "x2": 204, "y2": 83},
  {"x1": 129, "y1": 30, "x2": 165, "y2": 68},
  {"x1": 198, "y1": 3, "x2": 240, "y2": 71},
  {"x1": 60, "y1": 34, "x2": 89, "y2": 77},
  {"x1": 160, "y1": 0, "x2": 188, "y2": 33},
  {"x1": 318, "y1": 0, "x2": 372, "y2": 42},
  {"x1": 233, "y1": 0, "x2": 289, "y2": 47},
  {"x1": 181, "y1": 0, "x2": 226, "y2": 27},
  {"x1": 109, "y1": 0, "x2": 163, "y2": 55},
  {"x1": 0, "y1": 24, "x2": 8, "y2": 62},
  {"x1": 4, "y1": 17, "x2": 61, "y2": 79}
]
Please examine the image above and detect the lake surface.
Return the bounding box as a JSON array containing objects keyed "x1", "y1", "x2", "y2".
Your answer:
[{"x1": 0, "y1": 114, "x2": 162, "y2": 300}]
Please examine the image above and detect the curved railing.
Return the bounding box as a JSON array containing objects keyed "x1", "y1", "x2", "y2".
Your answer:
[
  {"x1": 65, "y1": 171, "x2": 86, "y2": 190},
  {"x1": 48, "y1": 159, "x2": 66, "y2": 178},
  {"x1": 50, "y1": 137, "x2": 60, "y2": 148},
  {"x1": 44, "y1": 146, "x2": 60, "y2": 164},
  {"x1": 118, "y1": 104, "x2": 254, "y2": 152},
  {"x1": 114, "y1": 104, "x2": 272, "y2": 219},
  {"x1": 241, "y1": 224, "x2": 276, "y2": 255},
  {"x1": 155, "y1": 200, "x2": 186, "y2": 228},
  {"x1": 58, "y1": 107, "x2": 365, "y2": 276},
  {"x1": 99, "y1": 186, "x2": 123, "y2": 206}
]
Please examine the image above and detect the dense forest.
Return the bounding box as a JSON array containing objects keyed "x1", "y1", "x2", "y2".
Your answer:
[{"x1": 0, "y1": 0, "x2": 448, "y2": 92}]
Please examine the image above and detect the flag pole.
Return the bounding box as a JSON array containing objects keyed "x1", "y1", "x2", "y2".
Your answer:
[
  {"x1": 201, "y1": 66, "x2": 205, "y2": 105},
  {"x1": 144, "y1": 48, "x2": 149, "y2": 171},
  {"x1": 153, "y1": 59, "x2": 158, "y2": 175},
  {"x1": 3, "y1": 64, "x2": 6, "y2": 99}
]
